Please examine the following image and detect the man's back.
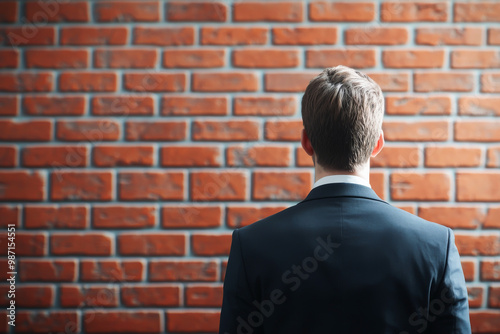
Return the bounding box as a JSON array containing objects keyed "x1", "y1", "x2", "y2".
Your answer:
[{"x1": 219, "y1": 183, "x2": 470, "y2": 333}]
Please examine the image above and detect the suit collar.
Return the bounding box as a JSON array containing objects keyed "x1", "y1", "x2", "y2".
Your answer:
[{"x1": 300, "y1": 182, "x2": 389, "y2": 205}]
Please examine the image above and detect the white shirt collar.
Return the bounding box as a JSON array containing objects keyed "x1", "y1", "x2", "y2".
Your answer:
[{"x1": 312, "y1": 175, "x2": 371, "y2": 189}]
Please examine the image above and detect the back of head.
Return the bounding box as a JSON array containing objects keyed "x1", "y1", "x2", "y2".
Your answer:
[{"x1": 301, "y1": 66, "x2": 384, "y2": 172}]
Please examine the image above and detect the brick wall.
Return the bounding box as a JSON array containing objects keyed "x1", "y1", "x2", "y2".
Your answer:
[{"x1": 0, "y1": 0, "x2": 499, "y2": 333}]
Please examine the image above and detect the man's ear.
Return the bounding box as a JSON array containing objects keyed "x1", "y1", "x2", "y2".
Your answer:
[
  {"x1": 301, "y1": 129, "x2": 314, "y2": 157},
  {"x1": 371, "y1": 131, "x2": 384, "y2": 158}
]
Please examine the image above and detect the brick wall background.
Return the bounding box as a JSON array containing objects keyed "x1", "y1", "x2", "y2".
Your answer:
[{"x1": 0, "y1": 0, "x2": 499, "y2": 333}]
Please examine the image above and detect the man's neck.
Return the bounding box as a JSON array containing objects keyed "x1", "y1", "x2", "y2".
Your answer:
[{"x1": 314, "y1": 163, "x2": 371, "y2": 184}]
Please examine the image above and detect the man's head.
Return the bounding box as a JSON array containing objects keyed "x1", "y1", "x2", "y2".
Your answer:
[{"x1": 301, "y1": 65, "x2": 385, "y2": 172}]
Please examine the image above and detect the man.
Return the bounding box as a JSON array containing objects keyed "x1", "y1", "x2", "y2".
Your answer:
[{"x1": 219, "y1": 66, "x2": 471, "y2": 334}]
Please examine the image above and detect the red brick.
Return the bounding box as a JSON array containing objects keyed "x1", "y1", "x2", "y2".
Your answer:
[
  {"x1": 468, "y1": 287, "x2": 484, "y2": 308},
  {"x1": 25, "y1": 1, "x2": 89, "y2": 22},
  {"x1": 383, "y1": 50, "x2": 444, "y2": 68},
  {"x1": 385, "y1": 96, "x2": 451, "y2": 115},
  {"x1": 94, "y1": 1, "x2": 159, "y2": 22},
  {"x1": 17, "y1": 311, "x2": 79, "y2": 333},
  {"x1": 118, "y1": 234, "x2": 186, "y2": 256},
  {"x1": 455, "y1": 121, "x2": 500, "y2": 142},
  {"x1": 23, "y1": 96, "x2": 85, "y2": 116},
  {"x1": 51, "y1": 233, "x2": 112, "y2": 256},
  {"x1": 84, "y1": 311, "x2": 161, "y2": 333},
  {"x1": 0, "y1": 171, "x2": 45, "y2": 201},
  {"x1": 253, "y1": 171, "x2": 312, "y2": 201},
  {"x1": 484, "y1": 208, "x2": 500, "y2": 228},
  {"x1": 234, "y1": 2, "x2": 302, "y2": 22},
  {"x1": 94, "y1": 49, "x2": 156, "y2": 68},
  {"x1": 60, "y1": 285, "x2": 118, "y2": 308},
  {"x1": 161, "y1": 146, "x2": 221, "y2": 167},
  {"x1": 56, "y1": 120, "x2": 120, "y2": 141},
  {"x1": 80, "y1": 260, "x2": 144, "y2": 282},
  {"x1": 134, "y1": 27, "x2": 194, "y2": 46},
  {"x1": 0, "y1": 2, "x2": 17, "y2": 23},
  {"x1": 482, "y1": 260, "x2": 500, "y2": 281},
  {"x1": 345, "y1": 27, "x2": 408, "y2": 45},
  {"x1": 22, "y1": 145, "x2": 87, "y2": 168},
  {"x1": 455, "y1": 234, "x2": 500, "y2": 256},
  {"x1": 370, "y1": 146, "x2": 420, "y2": 168},
  {"x1": 306, "y1": 49, "x2": 376, "y2": 68},
  {"x1": 167, "y1": 2, "x2": 227, "y2": 22},
  {"x1": 0, "y1": 27, "x2": 55, "y2": 46},
  {"x1": 487, "y1": 147, "x2": 500, "y2": 168},
  {"x1": 149, "y1": 260, "x2": 217, "y2": 282},
  {"x1": 123, "y1": 73, "x2": 185, "y2": 92},
  {"x1": 25, "y1": 205, "x2": 88, "y2": 229},
  {"x1": 233, "y1": 49, "x2": 299, "y2": 68},
  {"x1": 383, "y1": 121, "x2": 449, "y2": 142},
  {"x1": 162, "y1": 96, "x2": 227, "y2": 116},
  {"x1": 390, "y1": 173, "x2": 450, "y2": 201},
  {"x1": 16, "y1": 285, "x2": 54, "y2": 308},
  {"x1": 0, "y1": 206, "x2": 19, "y2": 228},
  {"x1": 0, "y1": 49, "x2": 18, "y2": 68},
  {"x1": 456, "y1": 172, "x2": 500, "y2": 202},
  {"x1": 14, "y1": 233, "x2": 46, "y2": 256},
  {"x1": 489, "y1": 29, "x2": 500, "y2": 45},
  {"x1": 162, "y1": 206, "x2": 222, "y2": 229},
  {"x1": 226, "y1": 205, "x2": 287, "y2": 228},
  {"x1": 0, "y1": 73, "x2": 52, "y2": 92},
  {"x1": 19, "y1": 260, "x2": 76, "y2": 282},
  {"x1": 92, "y1": 96, "x2": 154, "y2": 116},
  {"x1": 185, "y1": 284, "x2": 223, "y2": 307},
  {"x1": 192, "y1": 120, "x2": 259, "y2": 141},
  {"x1": 459, "y1": 97, "x2": 500, "y2": 116},
  {"x1": 192, "y1": 72, "x2": 258, "y2": 92},
  {"x1": 227, "y1": 145, "x2": 291, "y2": 167},
  {"x1": 418, "y1": 206, "x2": 483, "y2": 229},
  {"x1": 121, "y1": 285, "x2": 180, "y2": 307},
  {"x1": 370, "y1": 172, "x2": 386, "y2": 200},
  {"x1": 381, "y1": 2, "x2": 448, "y2": 22},
  {"x1": 164, "y1": 49, "x2": 224, "y2": 68},
  {"x1": 51, "y1": 171, "x2": 113, "y2": 201},
  {"x1": 489, "y1": 286, "x2": 500, "y2": 307},
  {"x1": 126, "y1": 121, "x2": 186, "y2": 141},
  {"x1": 481, "y1": 73, "x2": 500, "y2": 93},
  {"x1": 118, "y1": 172, "x2": 184, "y2": 201},
  {"x1": 296, "y1": 147, "x2": 314, "y2": 167},
  {"x1": 92, "y1": 206, "x2": 156, "y2": 229},
  {"x1": 0, "y1": 120, "x2": 51, "y2": 141},
  {"x1": 61, "y1": 27, "x2": 127, "y2": 45},
  {"x1": 167, "y1": 311, "x2": 220, "y2": 333},
  {"x1": 309, "y1": 2, "x2": 375, "y2": 22},
  {"x1": 200, "y1": 27, "x2": 267, "y2": 45},
  {"x1": 0, "y1": 146, "x2": 16, "y2": 167},
  {"x1": 265, "y1": 119, "x2": 302, "y2": 141},
  {"x1": 191, "y1": 171, "x2": 247, "y2": 201},
  {"x1": 234, "y1": 96, "x2": 295, "y2": 116},
  {"x1": 273, "y1": 27, "x2": 337, "y2": 45},
  {"x1": 0, "y1": 96, "x2": 17, "y2": 116},
  {"x1": 455, "y1": 2, "x2": 500, "y2": 22},
  {"x1": 366, "y1": 72, "x2": 409, "y2": 92},
  {"x1": 462, "y1": 260, "x2": 476, "y2": 281},
  {"x1": 452, "y1": 50, "x2": 500, "y2": 69},
  {"x1": 93, "y1": 145, "x2": 153, "y2": 167},
  {"x1": 59, "y1": 72, "x2": 116, "y2": 92},
  {"x1": 265, "y1": 72, "x2": 316, "y2": 92},
  {"x1": 192, "y1": 234, "x2": 231, "y2": 256},
  {"x1": 25, "y1": 49, "x2": 88, "y2": 69},
  {"x1": 425, "y1": 146, "x2": 482, "y2": 167},
  {"x1": 416, "y1": 27, "x2": 482, "y2": 46}
]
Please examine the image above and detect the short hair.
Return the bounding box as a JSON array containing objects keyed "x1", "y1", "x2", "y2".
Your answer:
[{"x1": 301, "y1": 66, "x2": 384, "y2": 172}]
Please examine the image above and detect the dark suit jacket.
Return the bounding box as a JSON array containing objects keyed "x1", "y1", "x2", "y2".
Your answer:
[{"x1": 219, "y1": 183, "x2": 471, "y2": 334}]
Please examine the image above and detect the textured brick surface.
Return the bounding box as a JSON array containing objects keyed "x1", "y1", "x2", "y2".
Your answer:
[{"x1": 2, "y1": 1, "x2": 499, "y2": 333}]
